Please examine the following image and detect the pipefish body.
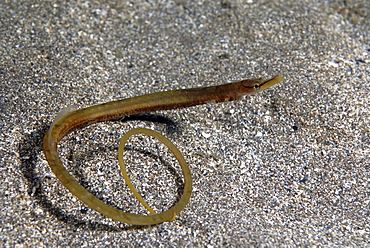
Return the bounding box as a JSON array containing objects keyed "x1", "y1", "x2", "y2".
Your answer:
[{"x1": 43, "y1": 74, "x2": 283, "y2": 225}]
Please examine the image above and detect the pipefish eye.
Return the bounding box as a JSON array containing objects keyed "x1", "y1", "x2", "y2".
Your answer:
[{"x1": 254, "y1": 83, "x2": 260, "y2": 90}]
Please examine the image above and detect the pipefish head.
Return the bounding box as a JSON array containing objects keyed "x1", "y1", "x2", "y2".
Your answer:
[{"x1": 239, "y1": 74, "x2": 283, "y2": 94}]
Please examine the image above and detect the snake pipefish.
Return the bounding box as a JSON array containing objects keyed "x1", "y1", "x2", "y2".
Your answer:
[{"x1": 43, "y1": 74, "x2": 283, "y2": 225}]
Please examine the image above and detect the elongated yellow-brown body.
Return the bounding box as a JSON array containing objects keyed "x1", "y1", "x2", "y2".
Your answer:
[{"x1": 43, "y1": 74, "x2": 283, "y2": 225}]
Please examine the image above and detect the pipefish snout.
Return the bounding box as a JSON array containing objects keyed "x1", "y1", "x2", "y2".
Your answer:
[{"x1": 43, "y1": 74, "x2": 283, "y2": 225}]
